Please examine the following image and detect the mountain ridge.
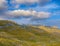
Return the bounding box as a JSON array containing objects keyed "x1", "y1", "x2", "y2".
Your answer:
[{"x1": 0, "y1": 20, "x2": 60, "y2": 46}]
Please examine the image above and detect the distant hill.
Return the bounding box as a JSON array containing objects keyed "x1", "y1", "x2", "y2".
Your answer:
[{"x1": 0, "y1": 20, "x2": 60, "y2": 46}]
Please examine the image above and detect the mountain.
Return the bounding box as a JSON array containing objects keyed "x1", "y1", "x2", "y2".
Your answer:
[{"x1": 0, "y1": 20, "x2": 60, "y2": 46}]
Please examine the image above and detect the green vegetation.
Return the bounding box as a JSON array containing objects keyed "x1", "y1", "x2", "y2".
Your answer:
[{"x1": 0, "y1": 20, "x2": 60, "y2": 46}]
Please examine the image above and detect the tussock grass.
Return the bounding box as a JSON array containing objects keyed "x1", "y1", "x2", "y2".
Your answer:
[{"x1": 0, "y1": 20, "x2": 60, "y2": 46}]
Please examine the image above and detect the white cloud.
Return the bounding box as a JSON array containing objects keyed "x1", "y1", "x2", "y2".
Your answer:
[
  {"x1": 0, "y1": 0, "x2": 6, "y2": 6},
  {"x1": 10, "y1": 0, "x2": 52, "y2": 8},
  {"x1": 32, "y1": 3, "x2": 60, "y2": 12},
  {"x1": 13, "y1": 0, "x2": 51, "y2": 4},
  {"x1": 0, "y1": 17, "x2": 5, "y2": 20},
  {"x1": 6, "y1": 9, "x2": 51, "y2": 19},
  {"x1": 11, "y1": 0, "x2": 38, "y2": 4},
  {"x1": 33, "y1": 12, "x2": 50, "y2": 18},
  {"x1": 0, "y1": 0, "x2": 7, "y2": 11},
  {"x1": 15, "y1": 0, "x2": 39, "y2": 3}
]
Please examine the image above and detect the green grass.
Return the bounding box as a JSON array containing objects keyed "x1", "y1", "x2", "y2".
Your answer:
[{"x1": 0, "y1": 20, "x2": 60, "y2": 46}]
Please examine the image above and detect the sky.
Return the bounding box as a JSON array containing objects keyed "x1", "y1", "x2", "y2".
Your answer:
[{"x1": 0, "y1": 0, "x2": 60, "y2": 27}]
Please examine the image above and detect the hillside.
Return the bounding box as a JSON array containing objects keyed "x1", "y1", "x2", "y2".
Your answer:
[{"x1": 0, "y1": 20, "x2": 60, "y2": 46}]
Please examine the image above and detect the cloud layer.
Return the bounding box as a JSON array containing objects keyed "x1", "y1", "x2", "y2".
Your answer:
[
  {"x1": 0, "y1": 0, "x2": 60, "y2": 27},
  {"x1": 6, "y1": 10, "x2": 51, "y2": 19},
  {"x1": 0, "y1": 0, "x2": 7, "y2": 11},
  {"x1": 10, "y1": 0, "x2": 52, "y2": 8},
  {"x1": 0, "y1": 0, "x2": 51, "y2": 20},
  {"x1": 11, "y1": 0, "x2": 51, "y2": 4}
]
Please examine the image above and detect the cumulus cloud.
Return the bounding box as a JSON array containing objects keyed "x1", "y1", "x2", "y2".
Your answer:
[
  {"x1": 0, "y1": 0, "x2": 51, "y2": 20},
  {"x1": 14, "y1": 0, "x2": 38, "y2": 3},
  {"x1": 10, "y1": 0, "x2": 52, "y2": 8},
  {"x1": 0, "y1": 16, "x2": 6, "y2": 20},
  {"x1": 0, "y1": 0, "x2": 6, "y2": 7},
  {"x1": 13, "y1": 0, "x2": 51, "y2": 4},
  {"x1": 0, "y1": 18, "x2": 5, "y2": 20},
  {"x1": 0, "y1": 0, "x2": 7, "y2": 11},
  {"x1": 6, "y1": 9, "x2": 51, "y2": 19}
]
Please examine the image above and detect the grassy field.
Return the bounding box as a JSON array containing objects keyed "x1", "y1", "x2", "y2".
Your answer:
[{"x1": 0, "y1": 20, "x2": 60, "y2": 46}]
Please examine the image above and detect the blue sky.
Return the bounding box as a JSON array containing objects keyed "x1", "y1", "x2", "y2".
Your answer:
[{"x1": 0, "y1": 0, "x2": 60, "y2": 27}]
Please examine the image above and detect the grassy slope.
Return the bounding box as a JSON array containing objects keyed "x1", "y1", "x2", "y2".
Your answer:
[{"x1": 0, "y1": 20, "x2": 60, "y2": 46}]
